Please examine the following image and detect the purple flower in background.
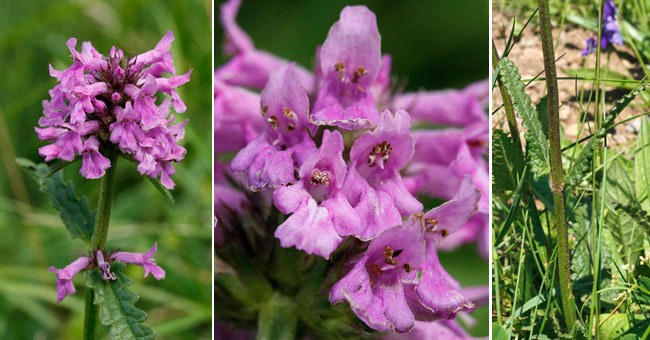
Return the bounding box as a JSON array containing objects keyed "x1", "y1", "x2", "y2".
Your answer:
[
  {"x1": 273, "y1": 130, "x2": 358, "y2": 258},
  {"x1": 582, "y1": 0, "x2": 623, "y2": 56},
  {"x1": 311, "y1": 6, "x2": 382, "y2": 129},
  {"x1": 49, "y1": 256, "x2": 91, "y2": 302},
  {"x1": 231, "y1": 63, "x2": 316, "y2": 191},
  {"x1": 343, "y1": 109, "x2": 422, "y2": 240},
  {"x1": 391, "y1": 79, "x2": 489, "y2": 127},
  {"x1": 36, "y1": 31, "x2": 191, "y2": 188},
  {"x1": 581, "y1": 37, "x2": 598, "y2": 56},
  {"x1": 110, "y1": 242, "x2": 166, "y2": 280}
]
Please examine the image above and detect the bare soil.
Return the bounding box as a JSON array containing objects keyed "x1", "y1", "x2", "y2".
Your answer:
[{"x1": 492, "y1": 10, "x2": 647, "y2": 146}]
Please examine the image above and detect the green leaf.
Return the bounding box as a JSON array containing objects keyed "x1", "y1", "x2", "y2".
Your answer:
[
  {"x1": 604, "y1": 159, "x2": 644, "y2": 265},
  {"x1": 256, "y1": 292, "x2": 297, "y2": 340},
  {"x1": 635, "y1": 118, "x2": 650, "y2": 210},
  {"x1": 566, "y1": 139, "x2": 594, "y2": 187},
  {"x1": 498, "y1": 57, "x2": 550, "y2": 177},
  {"x1": 86, "y1": 262, "x2": 155, "y2": 340},
  {"x1": 600, "y1": 85, "x2": 648, "y2": 134},
  {"x1": 599, "y1": 313, "x2": 648, "y2": 340},
  {"x1": 492, "y1": 323, "x2": 508, "y2": 340},
  {"x1": 17, "y1": 158, "x2": 95, "y2": 242},
  {"x1": 492, "y1": 129, "x2": 525, "y2": 191}
]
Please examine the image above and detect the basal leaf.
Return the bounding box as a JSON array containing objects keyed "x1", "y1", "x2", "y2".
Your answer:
[
  {"x1": 492, "y1": 129, "x2": 525, "y2": 191},
  {"x1": 86, "y1": 262, "x2": 155, "y2": 340},
  {"x1": 17, "y1": 158, "x2": 95, "y2": 242},
  {"x1": 567, "y1": 139, "x2": 594, "y2": 187},
  {"x1": 604, "y1": 159, "x2": 643, "y2": 266},
  {"x1": 635, "y1": 117, "x2": 650, "y2": 211},
  {"x1": 599, "y1": 313, "x2": 648, "y2": 340},
  {"x1": 498, "y1": 57, "x2": 550, "y2": 177}
]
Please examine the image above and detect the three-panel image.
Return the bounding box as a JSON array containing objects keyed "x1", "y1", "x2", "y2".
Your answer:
[{"x1": 0, "y1": 0, "x2": 645, "y2": 339}]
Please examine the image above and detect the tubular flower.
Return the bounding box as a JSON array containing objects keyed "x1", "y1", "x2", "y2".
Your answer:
[
  {"x1": 49, "y1": 256, "x2": 91, "y2": 302},
  {"x1": 231, "y1": 63, "x2": 316, "y2": 191},
  {"x1": 273, "y1": 130, "x2": 358, "y2": 258},
  {"x1": 343, "y1": 109, "x2": 422, "y2": 240},
  {"x1": 330, "y1": 177, "x2": 480, "y2": 332},
  {"x1": 36, "y1": 31, "x2": 191, "y2": 189},
  {"x1": 110, "y1": 242, "x2": 166, "y2": 280},
  {"x1": 311, "y1": 6, "x2": 382, "y2": 130}
]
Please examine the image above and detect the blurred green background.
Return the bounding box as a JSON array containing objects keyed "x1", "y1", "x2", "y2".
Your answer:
[
  {"x1": 0, "y1": 1, "x2": 212, "y2": 339},
  {"x1": 215, "y1": 0, "x2": 489, "y2": 337}
]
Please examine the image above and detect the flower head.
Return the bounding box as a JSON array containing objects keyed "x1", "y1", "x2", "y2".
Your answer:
[{"x1": 36, "y1": 31, "x2": 191, "y2": 188}]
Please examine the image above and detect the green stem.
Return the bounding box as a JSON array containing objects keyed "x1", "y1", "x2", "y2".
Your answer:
[
  {"x1": 91, "y1": 152, "x2": 118, "y2": 250},
  {"x1": 83, "y1": 289, "x2": 98, "y2": 340},
  {"x1": 84, "y1": 151, "x2": 118, "y2": 340},
  {"x1": 537, "y1": 0, "x2": 576, "y2": 331}
]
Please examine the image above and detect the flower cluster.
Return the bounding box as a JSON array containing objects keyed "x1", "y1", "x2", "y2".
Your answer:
[
  {"x1": 582, "y1": 0, "x2": 623, "y2": 56},
  {"x1": 35, "y1": 31, "x2": 191, "y2": 189},
  {"x1": 49, "y1": 243, "x2": 164, "y2": 302},
  {"x1": 215, "y1": 0, "x2": 488, "y2": 335}
]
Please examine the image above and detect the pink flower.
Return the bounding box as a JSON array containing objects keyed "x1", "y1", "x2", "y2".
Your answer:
[
  {"x1": 110, "y1": 243, "x2": 165, "y2": 280},
  {"x1": 49, "y1": 256, "x2": 91, "y2": 302}
]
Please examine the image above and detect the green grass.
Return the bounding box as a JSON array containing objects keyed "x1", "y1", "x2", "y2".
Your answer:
[{"x1": 0, "y1": 1, "x2": 211, "y2": 339}]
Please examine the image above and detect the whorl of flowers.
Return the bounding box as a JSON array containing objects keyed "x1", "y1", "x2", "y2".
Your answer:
[
  {"x1": 215, "y1": 0, "x2": 489, "y2": 335},
  {"x1": 35, "y1": 31, "x2": 191, "y2": 189}
]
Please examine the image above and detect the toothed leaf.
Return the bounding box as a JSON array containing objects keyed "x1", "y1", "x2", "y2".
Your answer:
[
  {"x1": 86, "y1": 262, "x2": 155, "y2": 340},
  {"x1": 498, "y1": 57, "x2": 550, "y2": 177},
  {"x1": 17, "y1": 158, "x2": 95, "y2": 242}
]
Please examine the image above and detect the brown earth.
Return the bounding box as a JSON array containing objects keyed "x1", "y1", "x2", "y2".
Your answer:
[{"x1": 492, "y1": 10, "x2": 648, "y2": 146}]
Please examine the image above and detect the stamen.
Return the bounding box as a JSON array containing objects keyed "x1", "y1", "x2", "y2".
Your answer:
[
  {"x1": 283, "y1": 107, "x2": 295, "y2": 119},
  {"x1": 383, "y1": 246, "x2": 393, "y2": 258},
  {"x1": 383, "y1": 246, "x2": 400, "y2": 265},
  {"x1": 368, "y1": 141, "x2": 392, "y2": 168},
  {"x1": 310, "y1": 169, "x2": 330, "y2": 186},
  {"x1": 425, "y1": 217, "x2": 439, "y2": 231},
  {"x1": 403, "y1": 263, "x2": 413, "y2": 273},
  {"x1": 262, "y1": 105, "x2": 268, "y2": 116},
  {"x1": 441, "y1": 229, "x2": 449, "y2": 237},
  {"x1": 335, "y1": 62, "x2": 345, "y2": 80},
  {"x1": 267, "y1": 115, "x2": 279, "y2": 130},
  {"x1": 285, "y1": 124, "x2": 296, "y2": 133},
  {"x1": 352, "y1": 66, "x2": 367, "y2": 83}
]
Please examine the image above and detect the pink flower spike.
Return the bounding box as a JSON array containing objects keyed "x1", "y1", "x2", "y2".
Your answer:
[
  {"x1": 110, "y1": 242, "x2": 166, "y2": 280},
  {"x1": 49, "y1": 256, "x2": 91, "y2": 302}
]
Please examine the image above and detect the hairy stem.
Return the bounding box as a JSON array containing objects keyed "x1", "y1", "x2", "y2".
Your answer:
[
  {"x1": 85, "y1": 151, "x2": 118, "y2": 340},
  {"x1": 91, "y1": 152, "x2": 118, "y2": 250},
  {"x1": 83, "y1": 289, "x2": 98, "y2": 340},
  {"x1": 537, "y1": 0, "x2": 576, "y2": 330}
]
